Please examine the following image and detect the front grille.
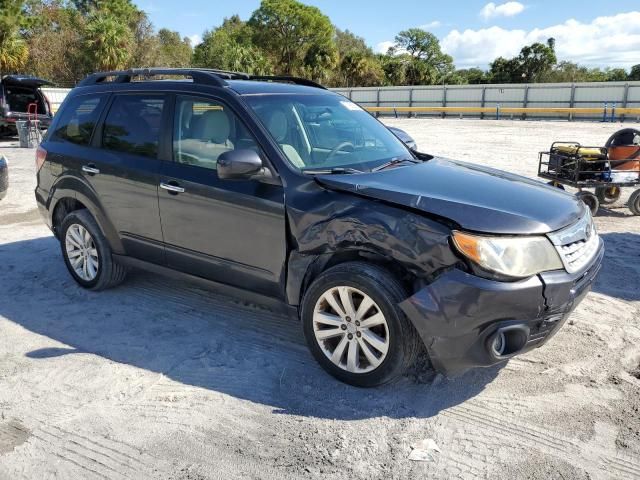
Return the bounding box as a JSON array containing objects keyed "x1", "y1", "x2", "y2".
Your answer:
[
  {"x1": 557, "y1": 230, "x2": 600, "y2": 273},
  {"x1": 547, "y1": 211, "x2": 600, "y2": 274}
]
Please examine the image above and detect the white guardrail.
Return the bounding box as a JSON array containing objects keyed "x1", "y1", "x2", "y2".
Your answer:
[{"x1": 43, "y1": 80, "x2": 640, "y2": 121}]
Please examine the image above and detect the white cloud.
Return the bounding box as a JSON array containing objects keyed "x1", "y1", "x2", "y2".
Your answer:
[
  {"x1": 375, "y1": 41, "x2": 395, "y2": 54},
  {"x1": 419, "y1": 20, "x2": 441, "y2": 29},
  {"x1": 441, "y1": 11, "x2": 640, "y2": 68},
  {"x1": 480, "y1": 2, "x2": 525, "y2": 20},
  {"x1": 187, "y1": 34, "x2": 202, "y2": 47}
]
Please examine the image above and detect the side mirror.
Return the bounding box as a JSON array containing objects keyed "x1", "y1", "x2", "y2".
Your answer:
[{"x1": 218, "y1": 149, "x2": 265, "y2": 180}]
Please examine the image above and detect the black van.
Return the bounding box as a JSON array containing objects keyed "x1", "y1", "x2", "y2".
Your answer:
[
  {"x1": 0, "y1": 75, "x2": 53, "y2": 136},
  {"x1": 35, "y1": 68, "x2": 604, "y2": 387}
]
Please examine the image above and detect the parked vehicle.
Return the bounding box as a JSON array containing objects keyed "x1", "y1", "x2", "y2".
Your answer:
[
  {"x1": 0, "y1": 155, "x2": 7, "y2": 200},
  {"x1": 387, "y1": 126, "x2": 417, "y2": 151},
  {"x1": 36, "y1": 68, "x2": 604, "y2": 387},
  {"x1": 0, "y1": 75, "x2": 53, "y2": 137}
]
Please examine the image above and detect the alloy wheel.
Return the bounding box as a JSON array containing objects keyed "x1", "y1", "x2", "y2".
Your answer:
[
  {"x1": 65, "y1": 224, "x2": 99, "y2": 281},
  {"x1": 312, "y1": 286, "x2": 390, "y2": 373}
]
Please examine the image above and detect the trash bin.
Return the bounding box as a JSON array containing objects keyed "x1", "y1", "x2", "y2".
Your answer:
[
  {"x1": 15, "y1": 120, "x2": 40, "y2": 148},
  {"x1": 16, "y1": 121, "x2": 31, "y2": 148}
]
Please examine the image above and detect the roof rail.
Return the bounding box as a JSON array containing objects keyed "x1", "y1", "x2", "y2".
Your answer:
[
  {"x1": 77, "y1": 68, "x2": 326, "y2": 90},
  {"x1": 248, "y1": 75, "x2": 326, "y2": 89},
  {"x1": 77, "y1": 68, "x2": 230, "y2": 87}
]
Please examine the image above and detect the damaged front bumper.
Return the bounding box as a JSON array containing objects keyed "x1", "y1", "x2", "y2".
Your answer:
[{"x1": 399, "y1": 239, "x2": 604, "y2": 376}]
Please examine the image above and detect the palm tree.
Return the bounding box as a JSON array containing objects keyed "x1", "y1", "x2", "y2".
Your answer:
[
  {"x1": 0, "y1": 34, "x2": 28, "y2": 75},
  {"x1": 85, "y1": 14, "x2": 133, "y2": 71}
]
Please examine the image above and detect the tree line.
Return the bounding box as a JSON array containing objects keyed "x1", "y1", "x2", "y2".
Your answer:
[{"x1": 1, "y1": 0, "x2": 639, "y2": 87}]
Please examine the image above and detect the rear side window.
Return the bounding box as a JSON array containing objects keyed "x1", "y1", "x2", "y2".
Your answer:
[
  {"x1": 102, "y1": 95, "x2": 165, "y2": 158},
  {"x1": 50, "y1": 94, "x2": 107, "y2": 146}
]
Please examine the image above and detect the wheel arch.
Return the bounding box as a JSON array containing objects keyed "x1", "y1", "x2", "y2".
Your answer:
[
  {"x1": 287, "y1": 248, "x2": 417, "y2": 307},
  {"x1": 49, "y1": 176, "x2": 124, "y2": 254}
]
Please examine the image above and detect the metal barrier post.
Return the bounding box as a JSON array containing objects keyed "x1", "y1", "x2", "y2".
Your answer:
[
  {"x1": 610, "y1": 103, "x2": 616, "y2": 123},
  {"x1": 442, "y1": 85, "x2": 447, "y2": 119},
  {"x1": 408, "y1": 87, "x2": 413, "y2": 118},
  {"x1": 621, "y1": 83, "x2": 629, "y2": 123},
  {"x1": 496, "y1": 104, "x2": 500, "y2": 120},
  {"x1": 602, "y1": 103, "x2": 608, "y2": 122},
  {"x1": 375, "y1": 88, "x2": 380, "y2": 118},
  {"x1": 569, "y1": 83, "x2": 576, "y2": 121},
  {"x1": 480, "y1": 86, "x2": 486, "y2": 119}
]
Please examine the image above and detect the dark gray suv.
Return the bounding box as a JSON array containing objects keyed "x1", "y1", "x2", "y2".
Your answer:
[
  {"x1": 35, "y1": 68, "x2": 603, "y2": 387},
  {"x1": 0, "y1": 75, "x2": 53, "y2": 136}
]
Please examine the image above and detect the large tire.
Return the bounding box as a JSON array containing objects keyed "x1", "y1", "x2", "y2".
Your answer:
[
  {"x1": 629, "y1": 189, "x2": 640, "y2": 216},
  {"x1": 595, "y1": 185, "x2": 622, "y2": 205},
  {"x1": 59, "y1": 209, "x2": 127, "y2": 290},
  {"x1": 301, "y1": 261, "x2": 421, "y2": 387},
  {"x1": 576, "y1": 191, "x2": 600, "y2": 216}
]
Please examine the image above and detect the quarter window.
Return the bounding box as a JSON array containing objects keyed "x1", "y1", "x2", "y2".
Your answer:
[
  {"x1": 102, "y1": 95, "x2": 165, "y2": 158},
  {"x1": 50, "y1": 94, "x2": 107, "y2": 146},
  {"x1": 173, "y1": 96, "x2": 260, "y2": 170}
]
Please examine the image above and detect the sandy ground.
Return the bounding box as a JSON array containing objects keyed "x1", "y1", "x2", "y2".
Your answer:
[{"x1": 0, "y1": 119, "x2": 639, "y2": 480}]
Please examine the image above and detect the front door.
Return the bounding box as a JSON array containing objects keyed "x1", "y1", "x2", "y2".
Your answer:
[{"x1": 158, "y1": 95, "x2": 287, "y2": 297}]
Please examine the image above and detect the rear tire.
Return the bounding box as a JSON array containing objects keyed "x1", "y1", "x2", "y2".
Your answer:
[
  {"x1": 301, "y1": 261, "x2": 421, "y2": 387},
  {"x1": 59, "y1": 209, "x2": 127, "y2": 290},
  {"x1": 576, "y1": 191, "x2": 600, "y2": 216},
  {"x1": 595, "y1": 185, "x2": 621, "y2": 205}
]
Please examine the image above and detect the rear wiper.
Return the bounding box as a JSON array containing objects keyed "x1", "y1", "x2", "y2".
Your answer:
[
  {"x1": 371, "y1": 157, "x2": 418, "y2": 172},
  {"x1": 302, "y1": 167, "x2": 363, "y2": 175}
]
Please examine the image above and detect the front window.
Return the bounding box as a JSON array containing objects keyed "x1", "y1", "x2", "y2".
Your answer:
[
  {"x1": 243, "y1": 94, "x2": 412, "y2": 172},
  {"x1": 173, "y1": 96, "x2": 261, "y2": 171}
]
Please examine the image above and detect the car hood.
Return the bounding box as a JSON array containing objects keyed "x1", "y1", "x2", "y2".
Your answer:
[
  {"x1": 315, "y1": 157, "x2": 585, "y2": 235},
  {"x1": 2, "y1": 75, "x2": 53, "y2": 88}
]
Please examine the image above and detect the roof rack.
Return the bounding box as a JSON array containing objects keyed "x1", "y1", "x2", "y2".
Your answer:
[
  {"x1": 77, "y1": 68, "x2": 230, "y2": 87},
  {"x1": 78, "y1": 68, "x2": 326, "y2": 90},
  {"x1": 248, "y1": 75, "x2": 326, "y2": 89}
]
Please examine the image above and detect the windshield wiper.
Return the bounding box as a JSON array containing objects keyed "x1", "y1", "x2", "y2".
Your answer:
[
  {"x1": 371, "y1": 157, "x2": 418, "y2": 172},
  {"x1": 302, "y1": 167, "x2": 363, "y2": 175}
]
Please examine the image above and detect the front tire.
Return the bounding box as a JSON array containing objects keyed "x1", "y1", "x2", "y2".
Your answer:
[
  {"x1": 576, "y1": 191, "x2": 600, "y2": 215},
  {"x1": 60, "y1": 209, "x2": 127, "y2": 290},
  {"x1": 301, "y1": 262, "x2": 421, "y2": 387}
]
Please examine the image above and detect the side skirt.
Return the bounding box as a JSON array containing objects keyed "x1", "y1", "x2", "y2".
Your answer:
[{"x1": 113, "y1": 254, "x2": 298, "y2": 319}]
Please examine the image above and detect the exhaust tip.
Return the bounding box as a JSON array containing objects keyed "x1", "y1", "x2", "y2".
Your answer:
[{"x1": 487, "y1": 325, "x2": 530, "y2": 359}]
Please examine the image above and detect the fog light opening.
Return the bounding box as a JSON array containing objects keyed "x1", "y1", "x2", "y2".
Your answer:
[{"x1": 487, "y1": 325, "x2": 530, "y2": 358}]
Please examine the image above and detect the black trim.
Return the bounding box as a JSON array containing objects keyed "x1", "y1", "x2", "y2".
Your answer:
[
  {"x1": 77, "y1": 68, "x2": 326, "y2": 91},
  {"x1": 113, "y1": 254, "x2": 298, "y2": 318},
  {"x1": 248, "y1": 76, "x2": 326, "y2": 90},
  {"x1": 78, "y1": 69, "x2": 229, "y2": 88}
]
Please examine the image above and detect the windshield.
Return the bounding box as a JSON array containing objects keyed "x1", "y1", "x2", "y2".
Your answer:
[{"x1": 243, "y1": 94, "x2": 412, "y2": 172}]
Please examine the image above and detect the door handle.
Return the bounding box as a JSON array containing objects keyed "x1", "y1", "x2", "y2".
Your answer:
[
  {"x1": 82, "y1": 165, "x2": 100, "y2": 175},
  {"x1": 160, "y1": 182, "x2": 185, "y2": 194}
]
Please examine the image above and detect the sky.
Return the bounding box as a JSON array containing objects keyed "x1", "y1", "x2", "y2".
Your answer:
[{"x1": 134, "y1": 0, "x2": 640, "y2": 69}]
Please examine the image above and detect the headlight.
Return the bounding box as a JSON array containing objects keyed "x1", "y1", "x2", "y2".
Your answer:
[{"x1": 452, "y1": 231, "x2": 563, "y2": 279}]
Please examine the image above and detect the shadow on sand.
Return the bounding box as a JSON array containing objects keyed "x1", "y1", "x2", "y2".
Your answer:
[
  {"x1": 593, "y1": 232, "x2": 640, "y2": 302},
  {"x1": 0, "y1": 234, "x2": 501, "y2": 420}
]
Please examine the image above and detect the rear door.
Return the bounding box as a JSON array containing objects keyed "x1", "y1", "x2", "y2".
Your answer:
[
  {"x1": 85, "y1": 93, "x2": 168, "y2": 263},
  {"x1": 157, "y1": 94, "x2": 287, "y2": 297}
]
